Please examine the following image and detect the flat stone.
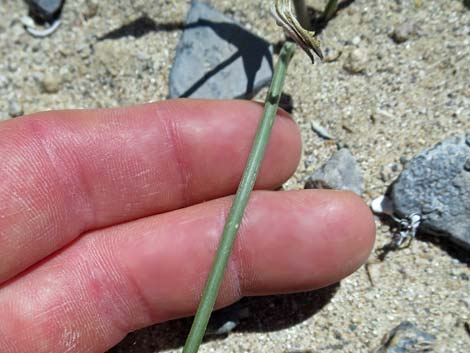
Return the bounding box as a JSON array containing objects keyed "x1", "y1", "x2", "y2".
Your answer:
[
  {"x1": 304, "y1": 148, "x2": 364, "y2": 196},
  {"x1": 375, "y1": 321, "x2": 435, "y2": 353},
  {"x1": 169, "y1": 1, "x2": 273, "y2": 99},
  {"x1": 26, "y1": 0, "x2": 64, "y2": 21},
  {"x1": 391, "y1": 134, "x2": 470, "y2": 250}
]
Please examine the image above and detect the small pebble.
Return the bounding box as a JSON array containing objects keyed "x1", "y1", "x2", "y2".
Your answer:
[
  {"x1": 343, "y1": 48, "x2": 368, "y2": 74},
  {"x1": 84, "y1": 0, "x2": 99, "y2": 19},
  {"x1": 463, "y1": 158, "x2": 470, "y2": 172},
  {"x1": 352, "y1": 36, "x2": 361, "y2": 46},
  {"x1": 323, "y1": 47, "x2": 342, "y2": 62},
  {"x1": 0, "y1": 75, "x2": 9, "y2": 89},
  {"x1": 42, "y1": 74, "x2": 61, "y2": 93},
  {"x1": 375, "y1": 321, "x2": 436, "y2": 353},
  {"x1": 8, "y1": 99, "x2": 24, "y2": 118},
  {"x1": 380, "y1": 163, "x2": 399, "y2": 182},
  {"x1": 370, "y1": 195, "x2": 395, "y2": 216},
  {"x1": 391, "y1": 21, "x2": 417, "y2": 44},
  {"x1": 206, "y1": 302, "x2": 250, "y2": 336}
]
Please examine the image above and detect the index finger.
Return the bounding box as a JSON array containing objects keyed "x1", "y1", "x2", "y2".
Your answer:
[{"x1": 0, "y1": 99, "x2": 301, "y2": 283}]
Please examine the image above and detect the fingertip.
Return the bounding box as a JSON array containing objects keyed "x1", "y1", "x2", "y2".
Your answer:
[
  {"x1": 315, "y1": 190, "x2": 376, "y2": 279},
  {"x1": 338, "y1": 190, "x2": 376, "y2": 256}
]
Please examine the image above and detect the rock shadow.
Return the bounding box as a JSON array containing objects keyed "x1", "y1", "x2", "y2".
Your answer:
[
  {"x1": 108, "y1": 284, "x2": 339, "y2": 353},
  {"x1": 309, "y1": 0, "x2": 357, "y2": 34},
  {"x1": 98, "y1": 15, "x2": 273, "y2": 99},
  {"x1": 98, "y1": 16, "x2": 183, "y2": 40}
]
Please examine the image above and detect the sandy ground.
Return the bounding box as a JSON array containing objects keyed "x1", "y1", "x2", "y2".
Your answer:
[{"x1": 1, "y1": 0, "x2": 469, "y2": 352}]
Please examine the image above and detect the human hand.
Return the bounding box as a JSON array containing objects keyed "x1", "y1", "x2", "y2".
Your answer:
[{"x1": 0, "y1": 100, "x2": 374, "y2": 353}]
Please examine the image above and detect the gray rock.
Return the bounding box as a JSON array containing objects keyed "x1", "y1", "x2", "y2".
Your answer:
[
  {"x1": 26, "y1": 0, "x2": 64, "y2": 21},
  {"x1": 391, "y1": 134, "x2": 470, "y2": 250},
  {"x1": 304, "y1": 148, "x2": 364, "y2": 196},
  {"x1": 169, "y1": 1, "x2": 273, "y2": 99},
  {"x1": 8, "y1": 99, "x2": 23, "y2": 118},
  {"x1": 375, "y1": 321, "x2": 435, "y2": 353}
]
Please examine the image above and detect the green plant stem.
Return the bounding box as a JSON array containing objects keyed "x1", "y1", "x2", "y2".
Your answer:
[
  {"x1": 322, "y1": 0, "x2": 338, "y2": 21},
  {"x1": 182, "y1": 41, "x2": 296, "y2": 353}
]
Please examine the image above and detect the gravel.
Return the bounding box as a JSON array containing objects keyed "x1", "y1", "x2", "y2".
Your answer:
[{"x1": 0, "y1": 0, "x2": 469, "y2": 352}]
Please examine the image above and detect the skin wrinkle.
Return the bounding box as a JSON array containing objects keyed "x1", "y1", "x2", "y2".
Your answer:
[
  {"x1": 0, "y1": 123, "x2": 81, "y2": 280},
  {"x1": 79, "y1": 238, "x2": 141, "y2": 336},
  {"x1": 117, "y1": 255, "x2": 158, "y2": 329},
  {"x1": 100, "y1": 238, "x2": 156, "y2": 332},
  {"x1": 23, "y1": 117, "x2": 94, "y2": 228},
  {"x1": 32, "y1": 241, "x2": 124, "y2": 352},
  {"x1": 159, "y1": 107, "x2": 193, "y2": 207},
  {"x1": 98, "y1": 227, "x2": 164, "y2": 330}
]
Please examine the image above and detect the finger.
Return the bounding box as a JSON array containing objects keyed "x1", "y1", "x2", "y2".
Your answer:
[
  {"x1": 0, "y1": 190, "x2": 375, "y2": 353},
  {"x1": 0, "y1": 99, "x2": 300, "y2": 283}
]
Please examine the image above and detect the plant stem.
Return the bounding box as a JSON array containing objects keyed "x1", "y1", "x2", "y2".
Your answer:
[
  {"x1": 322, "y1": 0, "x2": 338, "y2": 21},
  {"x1": 182, "y1": 41, "x2": 296, "y2": 353},
  {"x1": 293, "y1": 0, "x2": 310, "y2": 29}
]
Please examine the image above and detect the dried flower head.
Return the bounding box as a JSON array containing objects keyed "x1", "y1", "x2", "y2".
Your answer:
[{"x1": 271, "y1": 0, "x2": 323, "y2": 63}]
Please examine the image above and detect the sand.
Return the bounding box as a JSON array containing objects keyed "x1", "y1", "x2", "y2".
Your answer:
[{"x1": 0, "y1": 0, "x2": 469, "y2": 352}]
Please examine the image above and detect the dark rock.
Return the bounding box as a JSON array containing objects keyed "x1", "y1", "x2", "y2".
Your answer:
[
  {"x1": 375, "y1": 321, "x2": 435, "y2": 353},
  {"x1": 304, "y1": 148, "x2": 364, "y2": 196},
  {"x1": 205, "y1": 302, "x2": 250, "y2": 336},
  {"x1": 391, "y1": 134, "x2": 470, "y2": 250},
  {"x1": 26, "y1": 0, "x2": 64, "y2": 21},
  {"x1": 169, "y1": 1, "x2": 273, "y2": 99}
]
